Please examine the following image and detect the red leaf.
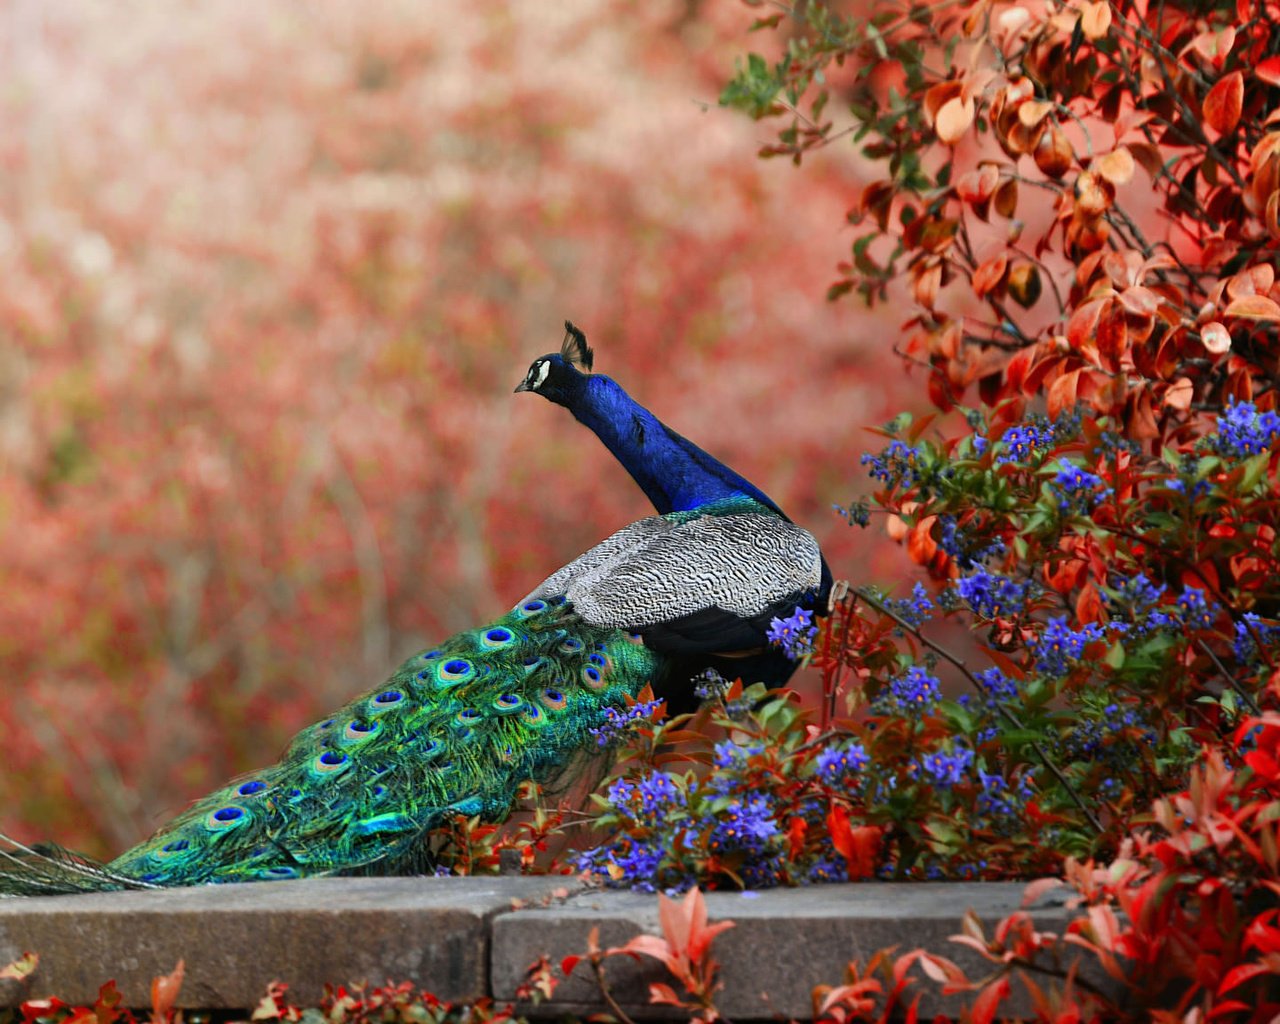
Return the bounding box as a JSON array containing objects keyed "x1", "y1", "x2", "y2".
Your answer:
[
  {"x1": 970, "y1": 977, "x2": 1012, "y2": 1024},
  {"x1": 1204, "y1": 71, "x2": 1244, "y2": 134},
  {"x1": 1259, "y1": 56, "x2": 1280, "y2": 87},
  {"x1": 1048, "y1": 368, "x2": 1081, "y2": 419}
]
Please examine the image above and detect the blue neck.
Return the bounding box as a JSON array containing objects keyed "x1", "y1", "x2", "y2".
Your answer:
[{"x1": 566, "y1": 376, "x2": 785, "y2": 517}]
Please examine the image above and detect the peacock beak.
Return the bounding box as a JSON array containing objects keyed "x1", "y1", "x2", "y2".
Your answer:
[{"x1": 514, "y1": 380, "x2": 532, "y2": 393}]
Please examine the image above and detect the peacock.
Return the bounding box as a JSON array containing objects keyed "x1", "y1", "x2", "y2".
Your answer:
[{"x1": 0, "y1": 323, "x2": 830, "y2": 894}]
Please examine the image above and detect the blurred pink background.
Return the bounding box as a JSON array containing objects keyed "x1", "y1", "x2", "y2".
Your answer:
[{"x1": 0, "y1": 0, "x2": 916, "y2": 857}]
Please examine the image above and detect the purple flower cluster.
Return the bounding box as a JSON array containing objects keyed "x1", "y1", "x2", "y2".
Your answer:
[
  {"x1": 693, "y1": 668, "x2": 731, "y2": 702},
  {"x1": 1106, "y1": 574, "x2": 1174, "y2": 635},
  {"x1": 890, "y1": 582, "x2": 934, "y2": 627},
  {"x1": 605, "y1": 772, "x2": 685, "y2": 824},
  {"x1": 937, "y1": 515, "x2": 1007, "y2": 570},
  {"x1": 1050, "y1": 460, "x2": 1112, "y2": 512},
  {"x1": 1234, "y1": 613, "x2": 1280, "y2": 665},
  {"x1": 814, "y1": 741, "x2": 870, "y2": 784},
  {"x1": 590, "y1": 698, "x2": 663, "y2": 747},
  {"x1": 955, "y1": 569, "x2": 1029, "y2": 619},
  {"x1": 861, "y1": 439, "x2": 922, "y2": 487},
  {"x1": 712, "y1": 739, "x2": 766, "y2": 771},
  {"x1": 1065, "y1": 701, "x2": 1153, "y2": 766},
  {"x1": 997, "y1": 423, "x2": 1052, "y2": 464},
  {"x1": 1211, "y1": 400, "x2": 1280, "y2": 459},
  {"x1": 575, "y1": 839, "x2": 665, "y2": 892},
  {"x1": 876, "y1": 665, "x2": 942, "y2": 715},
  {"x1": 1173, "y1": 587, "x2": 1218, "y2": 631},
  {"x1": 708, "y1": 795, "x2": 780, "y2": 856},
  {"x1": 975, "y1": 666, "x2": 1018, "y2": 706},
  {"x1": 767, "y1": 607, "x2": 818, "y2": 660},
  {"x1": 1030, "y1": 617, "x2": 1103, "y2": 676},
  {"x1": 995, "y1": 412, "x2": 1081, "y2": 465},
  {"x1": 917, "y1": 745, "x2": 974, "y2": 788}
]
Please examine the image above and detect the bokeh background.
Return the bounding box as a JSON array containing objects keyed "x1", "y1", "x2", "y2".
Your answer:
[{"x1": 0, "y1": 0, "x2": 914, "y2": 858}]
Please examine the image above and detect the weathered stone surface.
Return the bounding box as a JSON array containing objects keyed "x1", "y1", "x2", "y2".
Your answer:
[
  {"x1": 491, "y1": 882, "x2": 1111, "y2": 1020},
  {"x1": 0, "y1": 876, "x2": 582, "y2": 1009}
]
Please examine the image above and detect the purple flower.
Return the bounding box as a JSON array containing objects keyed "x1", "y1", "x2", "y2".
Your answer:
[
  {"x1": 861, "y1": 440, "x2": 922, "y2": 486},
  {"x1": 713, "y1": 739, "x2": 766, "y2": 770},
  {"x1": 937, "y1": 515, "x2": 1006, "y2": 570},
  {"x1": 1211, "y1": 399, "x2": 1280, "y2": 459},
  {"x1": 891, "y1": 582, "x2": 934, "y2": 627},
  {"x1": 975, "y1": 667, "x2": 1017, "y2": 705},
  {"x1": 956, "y1": 569, "x2": 1029, "y2": 619},
  {"x1": 1235, "y1": 613, "x2": 1280, "y2": 665},
  {"x1": 1030, "y1": 617, "x2": 1103, "y2": 676},
  {"x1": 767, "y1": 607, "x2": 818, "y2": 660},
  {"x1": 1173, "y1": 587, "x2": 1218, "y2": 631},
  {"x1": 1049, "y1": 460, "x2": 1111, "y2": 512},
  {"x1": 709, "y1": 795, "x2": 779, "y2": 856},
  {"x1": 636, "y1": 773, "x2": 684, "y2": 818},
  {"x1": 590, "y1": 698, "x2": 663, "y2": 747},
  {"x1": 918, "y1": 745, "x2": 974, "y2": 788},
  {"x1": 814, "y1": 741, "x2": 870, "y2": 784},
  {"x1": 876, "y1": 666, "x2": 942, "y2": 715}
]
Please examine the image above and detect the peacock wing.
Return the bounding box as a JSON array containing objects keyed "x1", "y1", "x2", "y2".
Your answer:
[{"x1": 532, "y1": 505, "x2": 823, "y2": 655}]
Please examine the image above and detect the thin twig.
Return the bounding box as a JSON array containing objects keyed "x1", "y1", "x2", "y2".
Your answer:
[
  {"x1": 1197, "y1": 639, "x2": 1262, "y2": 717},
  {"x1": 590, "y1": 957, "x2": 640, "y2": 1024}
]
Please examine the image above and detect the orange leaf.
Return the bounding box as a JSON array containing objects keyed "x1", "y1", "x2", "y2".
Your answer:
[
  {"x1": 1017, "y1": 100, "x2": 1054, "y2": 127},
  {"x1": 924, "y1": 81, "x2": 964, "y2": 125},
  {"x1": 1008, "y1": 264, "x2": 1041, "y2": 308},
  {"x1": 1165, "y1": 377, "x2": 1193, "y2": 410},
  {"x1": 1034, "y1": 123, "x2": 1072, "y2": 179},
  {"x1": 1074, "y1": 171, "x2": 1114, "y2": 217},
  {"x1": 972, "y1": 252, "x2": 1009, "y2": 298},
  {"x1": 1080, "y1": 1, "x2": 1111, "y2": 40},
  {"x1": 1076, "y1": 582, "x2": 1105, "y2": 626},
  {"x1": 150, "y1": 960, "x2": 185, "y2": 1024},
  {"x1": 1204, "y1": 71, "x2": 1244, "y2": 134},
  {"x1": 936, "y1": 96, "x2": 975, "y2": 145},
  {"x1": 1201, "y1": 321, "x2": 1232, "y2": 354},
  {"x1": 1095, "y1": 147, "x2": 1134, "y2": 186},
  {"x1": 1226, "y1": 295, "x2": 1280, "y2": 321},
  {"x1": 907, "y1": 515, "x2": 939, "y2": 566},
  {"x1": 993, "y1": 177, "x2": 1018, "y2": 218}
]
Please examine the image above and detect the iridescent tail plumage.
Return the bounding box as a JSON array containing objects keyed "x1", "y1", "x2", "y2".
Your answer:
[{"x1": 1, "y1": 597, "x2": 659, "y2": 893}]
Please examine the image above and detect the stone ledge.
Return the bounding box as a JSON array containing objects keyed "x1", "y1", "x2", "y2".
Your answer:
[
  {"x1": 491, "y1": 883, "x2": 1112, "y2": 1021},
  {"x1": 0, "y1": 877, "x2": 582, "y2": 1009},
  {"x1": 0, "y1": 879, "x2": 1115, "y2": 1020}
]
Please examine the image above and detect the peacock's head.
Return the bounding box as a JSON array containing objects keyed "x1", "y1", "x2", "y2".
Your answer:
[{"x1": 514, "y1": 320, "x2": 595, "y2": 405}]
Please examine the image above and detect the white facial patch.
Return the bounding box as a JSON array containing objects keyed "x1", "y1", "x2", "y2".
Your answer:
[{"x1": 532, "y1": 360, "x2": 551, "y2": 391}]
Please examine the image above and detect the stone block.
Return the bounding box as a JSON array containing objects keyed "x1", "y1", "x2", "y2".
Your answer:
[
  {"x1": 0, "y1": 876, "x2": 581, "y2": 1010},
  {"x1": 491, "y1": 882, "x2": 1113, "y2": 1020}
]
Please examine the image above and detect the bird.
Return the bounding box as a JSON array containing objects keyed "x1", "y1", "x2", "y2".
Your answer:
[{"x1": 0, "y1": 323, "x2": 830, "y2": 894}]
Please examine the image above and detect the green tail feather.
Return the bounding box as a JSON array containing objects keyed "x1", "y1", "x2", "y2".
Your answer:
[{"x1": 4, "y1": 597, "x2": 660, "y2": 892}]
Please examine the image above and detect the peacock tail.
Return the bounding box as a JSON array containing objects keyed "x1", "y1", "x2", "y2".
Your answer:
[
  {"x1": 4, "y1": 600, "x2": 657, "y2": 893},
  {"x1": 1, "y1": 324, "x2": 829, "y2": 894}
]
